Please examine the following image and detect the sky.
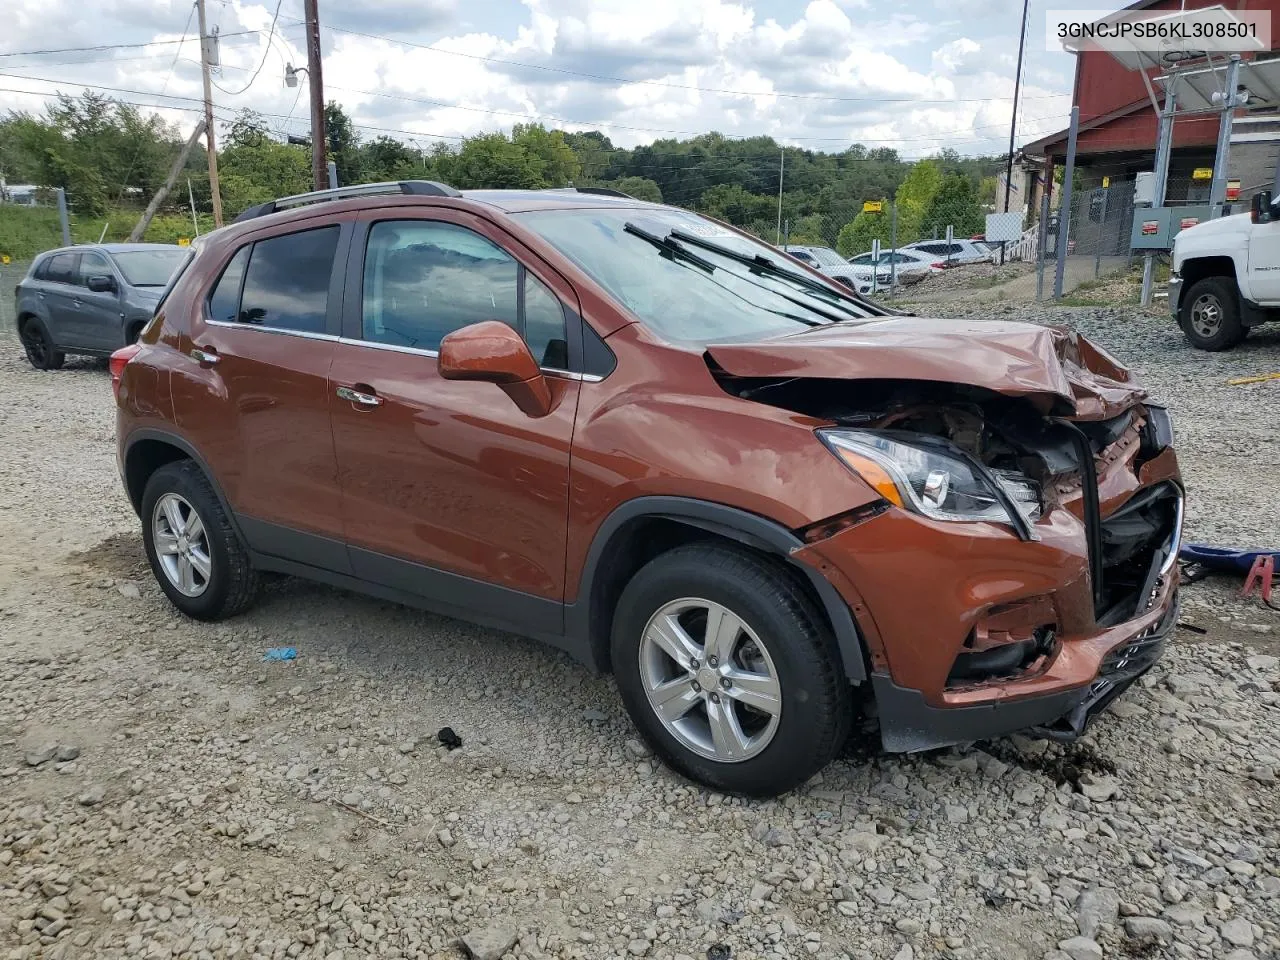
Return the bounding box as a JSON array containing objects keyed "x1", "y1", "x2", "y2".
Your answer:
[{"x1": 0, "y1": 0, "x2": 1129, "y2": 160}]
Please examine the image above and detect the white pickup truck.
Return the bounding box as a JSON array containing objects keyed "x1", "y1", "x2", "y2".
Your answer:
[{"x1": 1169, "y1": 191, "x2": 1280, "y2": 351}]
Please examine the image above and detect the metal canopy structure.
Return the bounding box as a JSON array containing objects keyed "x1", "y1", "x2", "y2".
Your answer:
[
  {"x1": 1060, "y1": 3, "x2": 1272, "y2": 304},
  {"x1": 1062, "y1": 4, "x2": 1265, "y2": 69},
  {"x1": 1165, "y1": 57, "x2": 1280, "y2": 114}
]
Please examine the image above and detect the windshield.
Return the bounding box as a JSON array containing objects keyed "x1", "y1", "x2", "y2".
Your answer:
[
  {"x1": 515, "y1": 208, "x2": 873, "y2": 343},
  {"x1": 111, "y1": 249, "x2": 190, "y2": 287}
]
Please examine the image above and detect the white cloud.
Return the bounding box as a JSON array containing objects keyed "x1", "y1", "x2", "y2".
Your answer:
[{"x1": 0, "y1": 0, "x2": 1075, "y2": 158}]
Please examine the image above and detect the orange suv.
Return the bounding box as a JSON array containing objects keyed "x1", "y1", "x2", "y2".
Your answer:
[{"x1": 113, "y1": 181, "x2": 1184, "y2": 796}]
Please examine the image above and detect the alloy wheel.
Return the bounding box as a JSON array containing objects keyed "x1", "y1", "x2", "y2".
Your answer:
[
  {"x1": 21, "y1": 325, "x2": 49, "y2": 366},
  {"x1": 152, "y1": 493, "x2": 212, "y2": 597},
  {"x1": 637, "y1": 597, "x2": 782, "y2": 763},
  {"x1": 1189, "y1": 293, "x2": 1223, "y2": 339}
]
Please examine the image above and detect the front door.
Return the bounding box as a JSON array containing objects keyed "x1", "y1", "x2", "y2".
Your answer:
[
  {"x1": 1247, "y1": 217, "x2": 1280, "y2": 303},
  {"x1": 75, "y1": 251, "x2": 125, "y2": 350},
  {"x1": 328, "y1": 211, "x2": 580, "y2": 631},
  {"x1": 170, "y1": 219, "x2": 352, "y2": 569}
]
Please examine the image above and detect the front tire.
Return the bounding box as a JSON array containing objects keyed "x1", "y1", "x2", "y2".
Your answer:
[
  {"x1": 19, "y1": 318, "x2": 65, "y2": 370},
  {"x1": 1179, "y1": 277, "x2": 1246, "y2": 351},
  {"x1": 611, "y1": 543, "x2": 851, "y2": 797},
  {"x1": 141, "y1": 461, "x2": 260, "y2": 620}
]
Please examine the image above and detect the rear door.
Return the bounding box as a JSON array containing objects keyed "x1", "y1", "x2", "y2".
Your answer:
[
  {"x1": 327, "y1": 208, "x2": 581, "y2": 627},
  {"x1": 171, "y1": 217, "x2": 353, "y2": 570},
  {"x1": 39, "y1": 252, "x2": 82, "y2": 346},
  {"x1": 75, "y1": 251, "x2": 124, "y2": 349}
]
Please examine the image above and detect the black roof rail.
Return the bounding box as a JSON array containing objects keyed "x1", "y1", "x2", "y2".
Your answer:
[
  {"x1": 573, "y1": 186, "x2": 636, "y2": 199},
  {"x1": 231, "y1": 180, "x2": 461, "y2": 223}
]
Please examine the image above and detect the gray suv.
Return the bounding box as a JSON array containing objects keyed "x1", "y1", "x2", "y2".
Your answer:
[{"x1": 14, "y1": 243, "x2": 189, "y2": 369}]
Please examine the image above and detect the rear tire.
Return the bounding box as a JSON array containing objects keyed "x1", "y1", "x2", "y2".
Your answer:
[
  {"x1": 611, "y1": 543, "x2": 851, "y2": 797},
  {"x1": 1179, "y1": 277, "x2": 1246, "y2": 351},
  {"x1": 19, "y1": 318, "x2": 65, "y2": 370},
  {"x1": 141, "y1": 461, "x2": 260, "y2": 621}
]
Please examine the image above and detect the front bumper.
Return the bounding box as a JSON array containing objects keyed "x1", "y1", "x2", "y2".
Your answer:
[
  {"x1": 794, "y1": 450, "x2": 1183, "y2": 753},
  {"x1": 870, "y1": 591, "x2": 1177, "y2": 751},
  {"x1": 1168, "y1": 274, "x2": 1183, "y2": 319}
]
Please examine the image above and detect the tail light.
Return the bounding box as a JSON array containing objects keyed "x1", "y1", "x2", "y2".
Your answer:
[
  {"x1": 109, "y1": 344, "x2": 142, "y2": 402},
  {"x1": 931, "y1": 262, "x2": 945, "y2": 269}
]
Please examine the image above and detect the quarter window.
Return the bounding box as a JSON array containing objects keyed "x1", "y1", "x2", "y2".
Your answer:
[
  {"x1": 237, "y1": 227, "x2": 339, "y2": 332},
  {"x1": 362, "y1": 220, "x2": 567, "y2": 365},
  {"x1": 208, "y1": 246, "x2": 250, "y2": 324}
]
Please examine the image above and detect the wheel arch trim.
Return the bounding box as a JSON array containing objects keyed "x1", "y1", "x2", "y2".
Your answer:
[
  {"x1": 570, "y1": 496, "x2": 868, "y2": 683},
  {"x1": 122, "y1": 428, "x2": 248, "y2": 549}
]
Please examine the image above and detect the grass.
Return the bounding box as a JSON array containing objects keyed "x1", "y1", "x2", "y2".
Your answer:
[{"x1": 0, "y1": 204, "x2": 216, "y2": 260}]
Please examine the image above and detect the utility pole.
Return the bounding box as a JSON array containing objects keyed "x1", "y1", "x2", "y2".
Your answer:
[
  {"x1": 196, "y1": 0, "x2": 223, "y2": 227},
  {"x1": 129, "y1": 120, "x2": 207, "y2": 242},
  {"x1": 304, "y1": 0, "x2": 328, "y2": 191},
  {"x1": 1001, "y1": 0, "x2": 1030, "y2": 266}
]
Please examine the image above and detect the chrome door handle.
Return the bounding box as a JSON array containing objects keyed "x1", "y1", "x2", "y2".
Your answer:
[
  {"x1": 336, "y1": 385, "x2": 383, "y2": 407},
  {"x1": 189, "y1": 347, "x2": 219, "y2": 365}
]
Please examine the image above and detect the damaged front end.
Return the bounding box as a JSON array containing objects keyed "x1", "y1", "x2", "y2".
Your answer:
[{"x1": 708, "y1": 320, "x2": 1184, "y2": 751}]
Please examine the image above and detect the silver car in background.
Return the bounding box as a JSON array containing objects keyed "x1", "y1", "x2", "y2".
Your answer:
[
  {"x1": 13, "y1": 243, "x2": 189, "y2": 370},
  {"x1": 846, "y1": 248, "x2": 945, "y2": 286},
  {"x1": 782, "y1": 244, "x2": 883, "y2": 293}
]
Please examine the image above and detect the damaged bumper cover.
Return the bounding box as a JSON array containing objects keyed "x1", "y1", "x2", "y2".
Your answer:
[
  {"x1": 794, "y1": 477, "x2": 1184, "y2": 754},
  {"x1": 872, "y1": 589, "x2": 1177, "y2": 752}
]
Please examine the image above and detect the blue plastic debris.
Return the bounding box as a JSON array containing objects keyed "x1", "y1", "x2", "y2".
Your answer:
[{"x1": 263, "y1": 647, "x2": 298, "y2": 662}]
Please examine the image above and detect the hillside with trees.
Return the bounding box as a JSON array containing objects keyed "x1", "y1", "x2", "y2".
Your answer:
[{"x1": 0, "y1": 91, "x2": 1003, "y2": 259}]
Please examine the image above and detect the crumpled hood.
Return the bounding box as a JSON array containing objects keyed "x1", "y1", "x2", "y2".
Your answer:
[{"x1": 705, "y1": 316, "x2": 1145, "y2": 420}]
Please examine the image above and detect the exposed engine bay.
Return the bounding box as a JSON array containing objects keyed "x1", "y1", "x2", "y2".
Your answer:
[{"x1": 711, "y1": 366, "x2": 1181, "y2": 686}]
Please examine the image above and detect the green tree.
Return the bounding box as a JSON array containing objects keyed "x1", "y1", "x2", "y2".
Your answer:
[
  {"x1": 697, "y1": 183, "x2": 774, "y2": 227},
  {"x1": 893, "y1": 158, "x2": 943, "y2": 243},
  {"x1": 449, "y1": 133, "x2": 545, "y2": 189},
  {"x1": 922, "y1": 173, "x2": 984, "y2": 238},
  {"x1": 511, "y1": 124, "x2": 579, "y2": 186},
  {"x1": 836, "y1": 209, "x2": 891, "y2": 257},
  {"x1": 324, "y1": 102, "x2": 362, "y2": 186}
]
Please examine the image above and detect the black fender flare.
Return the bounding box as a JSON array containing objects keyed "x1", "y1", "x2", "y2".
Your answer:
[
  {"x1": 121, "y1": 428, "x2": 249, "y2": 548},
  {"x1": 568, "y1": 496, "x2": 868, "y2": 683}
]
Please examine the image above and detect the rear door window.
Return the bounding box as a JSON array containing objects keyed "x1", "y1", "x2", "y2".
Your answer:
[
  {"x1": 44, "y1": 253, "x2": 80, "y2": 285},
  {"x1": 237, "y1": 227, "x2": 339, "y2": 333}
]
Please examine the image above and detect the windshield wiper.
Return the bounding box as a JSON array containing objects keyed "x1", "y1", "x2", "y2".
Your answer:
[
  {"x1": 624, "y1": 222, "x2": 715, "y2": 272},
  {"x1": 668, "y1": 229, "x2": 881, "y2": 317}
]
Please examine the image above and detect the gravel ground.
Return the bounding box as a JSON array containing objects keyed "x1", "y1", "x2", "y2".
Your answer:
[{"x1": 1, "y1": 262, "x2": 1278, "y2": 960}]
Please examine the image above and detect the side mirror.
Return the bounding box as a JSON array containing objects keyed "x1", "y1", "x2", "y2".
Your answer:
[
  {"x1": 1251, "y1": 190, "x2": 1274, "y2": 224},
  {"x1": 438, "y1": 320, "x2": 552, "y2": 418},
  {"x1": 87, "y1": 275, "x2": 116, "y2": 293}
]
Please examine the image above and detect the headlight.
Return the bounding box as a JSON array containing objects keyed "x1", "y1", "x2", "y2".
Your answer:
[{"x1": 818, "y1": 429, "x2": 1042, "y2": 525}]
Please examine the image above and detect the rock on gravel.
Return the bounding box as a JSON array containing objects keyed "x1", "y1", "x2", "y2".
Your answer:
[
  {"x1": 1057, "y1": 936, "x2": 1103, "y2": 960},
  {"x1": 1076, "y1": 886, "x2": 1120, "y2": 938},
  {"x1": 460, "y1": 924, "x2": 518, "y2": 960}
]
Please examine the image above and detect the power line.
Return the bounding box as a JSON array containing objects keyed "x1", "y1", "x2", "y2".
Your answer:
[
  {"x1": 0, "y1": 31, "x2": 263, "y2": 58},
  {"x1": 0, "y1": 74, "x2": 1051, "y2": 161},
  {"x1": 210, "y1": 0, "x2": 286, "y2": 96},
  {"x1": 325, "y1": 81, "x2": 1067, "y2": 145},
  {"x1": 299, "y1": 19, "x2": 1066, "y2": 106}
]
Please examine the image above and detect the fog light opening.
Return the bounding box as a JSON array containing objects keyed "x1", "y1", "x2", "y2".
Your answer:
[{"x1": 947, "y1": 626, "x2": 1056, "y2": 687}]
